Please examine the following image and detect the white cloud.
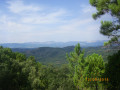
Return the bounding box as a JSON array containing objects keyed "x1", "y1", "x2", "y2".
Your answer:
[
  {"x1": 21, "y1": 9, "x2": 66, "y2": 24},
  {"x1": 0, "y1": 0, "x2": 109, "y2": 43},
  {"x1": 0, "y1": 13, "x2": 107, "y2": 43},
  {"x1": 81, "y1": 4, "x2": 96, "y2": 13},
  {"x1": 0, "y1": 15, "x2": 33, "y2": 32},
  {"x1": 60, "y1": 18, "x2": 93, "y2": 30},
  {"x1": 7, "y1": 0, "x2": 41, "y2": 14},
  {"x1": 6, "y1": 0, "x2": 67, "y2": 24}
]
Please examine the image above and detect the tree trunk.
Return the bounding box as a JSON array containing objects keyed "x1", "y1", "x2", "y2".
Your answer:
[{"x1": 95, "y1": 82, "x2": 98, "y2": 90}]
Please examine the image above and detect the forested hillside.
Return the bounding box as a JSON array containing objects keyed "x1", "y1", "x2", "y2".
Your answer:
[
  {"x1": 12, "y1": 46, "x2": 118, "y2": 65},
  {"x1": 0, "y1": 46, "x2": 76, "y2": 90},
  {"x1": 1, "y1": 44, "x2": 120, "y2": 90},
  {"x1": 12, "y1": 46, "x2": 74, "y2": 65}
]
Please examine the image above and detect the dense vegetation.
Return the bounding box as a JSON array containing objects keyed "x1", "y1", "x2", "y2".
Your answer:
[
  {"x1": 12, "y1": 46, "x2": 118, "y2": 65},
  {"x1": 0, "y1": 44, "x2": 120, "y2": 90},
  {"x1": 0, "y1": 46, "x2": 76, "y2": 90},
  {"x1": 12, "y1": 46, "x2": 74, "y2": 65}
]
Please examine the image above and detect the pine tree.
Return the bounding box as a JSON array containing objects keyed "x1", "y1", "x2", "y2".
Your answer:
[{"x1": 89, "y1": 0, "x2": 120, "y2": 46}]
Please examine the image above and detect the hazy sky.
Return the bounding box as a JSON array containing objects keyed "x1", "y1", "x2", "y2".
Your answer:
[{"x1": 0, "y1": 0, "x2": 112, "y2": 43}]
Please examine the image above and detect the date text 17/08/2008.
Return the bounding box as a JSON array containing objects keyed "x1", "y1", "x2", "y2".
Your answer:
[{"x1": 86, "y1": 77, "x2": 109, "y2": 82}]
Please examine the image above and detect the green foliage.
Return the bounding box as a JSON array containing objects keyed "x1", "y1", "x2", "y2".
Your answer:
[
  {"x1": 0, "y1": 47, "x2": 47, "y2": 90},
  {"x1": 45, "y1": 64, "x2": 77, "y2": 90},
  {"x1": 12, "y1": 46, "x2": 118, "y2": 66},
  {"x1": 84, "y1": 54, "x2": 105, "y2": 89},
  {"x1": 67, "y1": 44, "x2": 107, "y2": 90},
  {"x1": 74, "y1": 43, "x2": 81, "y2": 56},
  {"x1": 104, "y1": 42, "x2": 109, "y2": 46},
  {"x1": 66, "y1": 43, "x2": 85, "y2": 89},
  {"x1": 12, "y1": 46, "x2": 75, "y2": 66},
  {"x1": 0, "y1": 44, "x2": 119, "y2": 90},
  {"x1": 66, "y1": 44, "x2": 83, "y2": 74},
  {"x1": 0, "y1": 46, "x2": 77, "y2": 90},
  {"x1": 100, "y1": 21, "x2": 113, "y2": 36},
  {"x1": 84, "y1": 46, "x2": 119, "y2": 62},
  {"x1": 108, "y1": 0, "x2": 120, "y2": 15},
  {"x1": 104, "y1": 50, "x2": 120, "y2": 90},
  {"x1": 73, "y1": 52, "x2": 85, "y2": 89},
  {"x1": 89, "y1": 0, "x2": 120, "y2": 46}
]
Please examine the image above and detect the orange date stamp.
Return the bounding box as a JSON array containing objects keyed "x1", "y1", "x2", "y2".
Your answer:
[{"x1": 86, "y1": 77, "x2": 109, "y2": 82}]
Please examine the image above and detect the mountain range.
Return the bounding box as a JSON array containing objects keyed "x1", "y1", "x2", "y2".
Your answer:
[{"x1": 0, "y1": 40, "x2": 107, "y2": 48}]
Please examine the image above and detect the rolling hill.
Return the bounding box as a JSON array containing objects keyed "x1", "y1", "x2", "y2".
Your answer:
[{"x1": 11, "y1": 46, "x2": 118, "y2": 65}]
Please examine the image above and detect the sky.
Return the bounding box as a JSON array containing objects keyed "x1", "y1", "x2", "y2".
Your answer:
[{"x1": 0, "y1": 0, "x2": 112, "y2": 43}]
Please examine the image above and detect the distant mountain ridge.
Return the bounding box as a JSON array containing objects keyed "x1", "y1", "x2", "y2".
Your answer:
[{"x1": 0, "y1": 40, "x2": 107, "y2": 48}]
